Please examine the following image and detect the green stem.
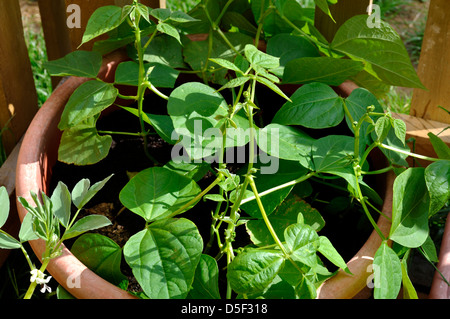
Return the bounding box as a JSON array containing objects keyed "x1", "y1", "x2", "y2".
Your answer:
[
  {"x1": 380, "y1": 143, "x2": 441, "y2": 162},
  {"x1": 23, "y1": 252, "x2": 51, "y2": 299},
  {"x1": 361, "y1": 166, "x2": 394, "y2": 176}
]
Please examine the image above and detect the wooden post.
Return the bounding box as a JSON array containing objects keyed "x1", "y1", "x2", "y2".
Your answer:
[
  {"x1": 64, "y1": 0, "x2": 166, "y2": 51},
  {"x1": 314, "y1": 0, "x2": 370, "y2": 42},
  {"x1": 38, "y1": 0, "x2": 73, "y2": 88},
  {"x1": 0, "y1": 0, "x2": 39, "y2": 156},
  {"x1": 410, "y1": 0, "x2": 450, "y2": 124}
]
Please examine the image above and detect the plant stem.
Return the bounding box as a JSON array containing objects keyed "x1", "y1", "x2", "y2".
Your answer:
[
  {"x1": 380, "y1": 143, "x2": 441, "y2": 162},
  {"x1": 23, "y1": 251, "x2": 51, "y2": 299}
]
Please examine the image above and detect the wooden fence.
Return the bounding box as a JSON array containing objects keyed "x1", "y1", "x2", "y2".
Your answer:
[{"x1": 0, "y1": 0, "x2": 449, "y2": 265}]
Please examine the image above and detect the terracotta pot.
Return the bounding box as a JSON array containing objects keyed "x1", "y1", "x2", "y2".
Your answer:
[
  {"x1": 429, "y1": 212, "x2": 450, "y2": 299},
  {"x1": 14, "y1": 50, "x2": 414, "y2": 299}
]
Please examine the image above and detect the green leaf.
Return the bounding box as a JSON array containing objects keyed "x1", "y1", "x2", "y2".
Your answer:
[
  {"x1": 71, "y1": 175, "x2": 113, "y2": 210},
  {"x1": 50, "y1": 182, "x2": 71, "y2": 228},
  {"x1": 284, "y1": 223, "x2": 320, "y2": 267},
  {"x1": 145, "y1": 113, "x2": 177, "y2": 144},
  {"x1": 257, "y1": 123, "x2": 314, "y2": 164},
  {"x1": 273, "y1": 82, "x2": 345, "y2": 129},
  {"x1": 63, "y1": 215, "x2": 112, "y2": 241},
  {"x1": 208, "y1": 58, "x2": 243, "y2": 74},
  {"x1": 390, "y1": 168, "x2": 430, "y2": 248},
  {"x1": 0, "y1": 187, "x2": 9, "y2": 228},
  {"x1": 375, "y1": 116, "x2": 391, "y2": 142},
  {"x1": 393, "y1": 119, "x2": 407, "y2": 145},
  {"x1": 266, "y1": 33, "x2": 320, "y2": 78},
  {"x1": 282, "y1": 57, "x2": 364, "y2": 86},
  {"x1": 425, "y1": 160, "x2": 450, "y2": 216},
  {"x1": 58, "y1": 80, "x2": 118, "y2": 130},
  {"x1": 255, "y1": 76, "x2": 290, "y2": 101},
  {"x1": 150, "y1": 8, "x2": 171, "y2": 21},
  {"x1": 376, "y1": 127, "x2": 410, "y2": 166},
  {"x1": 168, "y1": 82, "x2": 228, "y2": 160},
  {"x1": 245, "y1": 44, "x2": 280, "y2": 69},
  {"x1": 401, "y1": 257, "x2": 418, "y2": 299},
  {"x1": 331, "y1": 15, "x2": 425, "y2": 89},
  {"x1": 157, "y1": 22, "x2": 181, "y2": 44},
  {"x1": 163, "y1": 160, "x2": 210, "y2": 182},
  {"x1": 188, "y1": 254, "x2": 221, "y2": 299},
  {"x1": 373, "y1": 242, "x2": 402, "y2": 299},
  {"x1": 314, "y1": 0, "x2": 336, "y2": 22},
  {"x1": 318, "y1": 236, "x2": 351, "y2": 274},
  {"x1": 123, "y1": 218, "x2": 203, "y2": 299},
  {"x1": 81, "y1": 6, "x2": 123, "y2": 46},
  {"x1": 58, "y1": 116, "x2": 113, "y2": 165},
  {"x1": 246, "y1": 194, "x2": 324, "y2": 247},
  {"x1": 71, "y1": 233, "x2": 127, "y2": 286},
  {"x1": 170, "y1": 10, "x2": 199, "y2": 23},
  {"x1": 217, "y1": 77, "x2": 250, "y2": 91},
  {"x1": 142, "y1": 34, "x2": 185, "y2": 68},
  {"x1": 421, "y1": 235, "x2": 438, "y2": 263},
  {"x1": 428, "y1": 132, "x2": 450, "y2": 160},
  {"x1": 44, "y1": 51, "x2": 102, "y2": 78},
  {"x1": 236, "y1": 159, "x2": 309, "y2": 218},
  {"x1": 19, "y1": 213, "x2": 39, "y2": 243},
  {"x1": 227, "y1": 249, "x2": 285, "y2": 295},
  {"x1": 0, "y1": 232, "x2": 21, "y2": 250},
  {"x1": 119, "y1": 167, "x2": 201, "y2": 222},
  {"x1": 115, "y1": 61, "x2": 179, "y2": 88}
]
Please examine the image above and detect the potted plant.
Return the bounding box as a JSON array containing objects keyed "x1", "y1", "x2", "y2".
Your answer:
[{"x1": 14, "y1": 0, "x2": 450, "y2": 300}]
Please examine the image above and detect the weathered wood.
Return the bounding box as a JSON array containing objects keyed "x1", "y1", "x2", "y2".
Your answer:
[
  {"x1": 393, "y1": 112, "x2": 450, "y2": 164},
  {"x1": 0, "y1": 0, "x2": 39, "y2": 156},
  {"x1": 314, "y1": 0, "x2": 370, "y2": 42},
  {"x1": 410, "y1": 0, "x2": 450, "y2": 124},
  {"x1": 64, "y1": 0, "x2": 166, "y2": 51}
]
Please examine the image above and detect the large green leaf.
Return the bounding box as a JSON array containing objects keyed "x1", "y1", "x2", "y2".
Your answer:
[
  {"x1": 428, "y1": 132, "x2": 450, "y2": 160},
  {"x1": 114, "y1": 61, "x2": 179, "y2": 88},
  {"x1": 71, "y1": 233, "x2": 127, "y2": 286},
  {"x1": 266, "y1": 33, "x2": 320, "y2": 78},
  {"x1": 119, "y1": 167, "x2": 201, "y2": 222},
  {"x1": 44, "y1": 51, "x2": 102, "y2": 78},
  {"x1": 284, "y1": 223, "x2": 320, "y2": 267},
  {"x1": 425, "y1": 160, "x2": 450, "y2": 216},
  {"x1": 58, "y1": 80, "x2": 118, "y2": 130},
  {"x1": 283, "y1": 57, "x2": 364, "y2": 86},
  {"x1": 188, "y1": 254, "x2": 221, "y2": 299},
  {"x1": 373, "y1": 242, "x2": 402, "y2": 299},
  {"x1": 0, "y1": 187, "x2": 9, "y2": 228},
  {"x1": 227, "y1": 249, "x2": 285, "y2": 295},
  {"x1": 273, "y1": 82, "x2": 345, "y2": 129},
  {"x1": 58, "y1": 116, "x2": 113, "y2": 165},
  {"x1": 81, "y1": 6, "x2": 124, "y2": 46},
  {"x1": 123, "y1": 218, "x2": 203, "y2": 299},
  {"x1": 168, "y1": 82, "x2": 228, "y2": 160},
  {"x1": 331, "y1": 15, "x2": 425, "y2": 89},
  {"x1": 246, "y1": 193, "x2": 324, "y2": 246},
  {"x1": 256, "y1": 123, "x2": 314, "y2": 165},
  {"x1": 390, "y1": 168, "x2": 430, "y2": 248}
]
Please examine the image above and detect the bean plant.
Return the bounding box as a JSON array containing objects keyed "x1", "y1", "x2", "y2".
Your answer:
[{"x1": 36, "y1": 0, "x2": 450, "y2": 299}]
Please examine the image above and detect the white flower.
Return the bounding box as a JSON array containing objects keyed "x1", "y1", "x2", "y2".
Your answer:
[{"x1": 30, "y1": 269, "x2": 52, "y2": 294}]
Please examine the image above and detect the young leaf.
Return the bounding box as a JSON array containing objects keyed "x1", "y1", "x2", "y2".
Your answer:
[
  {"x1": 273, "y1": 82, "x2": 345, "y2": 129},
  {"x1": 169, "y1": 11, "x2": 199, "y2": 23},
  {"x1": 115, "y1": 61, "x2": 179, "y2": 88},
  {"x1": 425, "y1": 160, "x2": 450, "y2": 216},
  {"x1": 71, "y1": 233, "x2": 127, "y2": 286},
  {"x1": 150, "y1": 8, "x2": 171, "y2": 21},
  {"x1": 188, "y1": 254, "x2": 221, "y2": 299},
  {"x1": 0, "y1": 186, "x2": 9, "y2": 228},
  {"x1": 50, "y1": 182, "x2": 72, "y2": 228},
  {"x1": 284, "y1": 223, "x2": 320, "y2": 267},
  {"x1": 71, "y1": 175, "x2": 113, "y2": 210},
  {"x1": 44, "y1": 51, "x2": 102, "y2": 78},
  {"x1": 58, "y1": 80, "x2": 118, "y2": 130},
  {"x1": 375, "y1": 116, "x2": 391, "y2": 142},
  {"x1": 331, "y1": 15, "x2": 425, "y2": 89},
  {"x1": 81, "y1": 6, "x2": 124, "y2": 46},
  {"x1": 119, "y1": 167, "x2": 201, "y2": 222},
  {"x1": 318, "y1": 236, "x2": 351, "y2": 274},
  {"x1": 373, "y1": 242, "x2": 402, "y2": 299},
  {"x1": 19, "y1": 213, "x2": 39, "y2": 243},
  {"x1": 256, "y1": 76, "x2": 290, "y2": 101},
  {"x1": 392, "y1": 119, "x2": 407, "y2": 145},
  {"x1": 390, "y1": 168, "x2": 430, "y2": 248},
  {"x1": 401, "y1": 258, "x2": 418, "y2": 299},
  {"x1": 157, "y1": 22, "x2": 181, "y2": 44},
  {"x1": 245, "y1": 44, "x2": 280, "y2": 70},
  {"x1": 208, "y1": 58, "x2": 243, "y2": 74},
  {"x1": 314, "y1": 0, "x2": 336, "y2": 22},
  {"x1": 227, "y1": 249, "x2": 285, "y2": 295},
  {"x1": 123, "y1": 218, "x2": 203, "y2": 299},
  {"x1": 63, "y1": 215, "x2": 112, "y2": 241},
  {"x1": 0, "y1": 232, "x2": 21, "y2": 250},
  {"x1": 428, "y1": 132, "x2": 450, "y2": 160}
]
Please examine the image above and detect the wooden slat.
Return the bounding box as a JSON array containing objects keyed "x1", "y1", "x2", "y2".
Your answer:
[
  {"x1": 38, "y1": 0, "x2": 73, "y2": 88},
  {"x1": 0, "y1": 0, "x2": 39, "y2": 156},
  {"x1": 410, "y1": 0, "x2": 450, "y2": 124},
  {"x1": 393, "y1": 112, "x2": 450, "y2": 164},
  {"x1": 314, "y1": 0, "x2": 370, "y2": 42}
]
